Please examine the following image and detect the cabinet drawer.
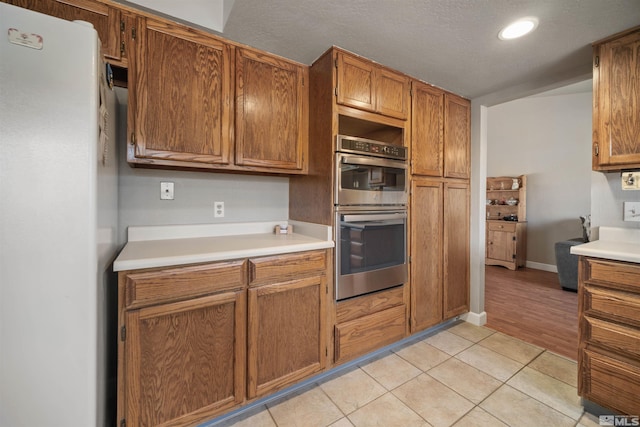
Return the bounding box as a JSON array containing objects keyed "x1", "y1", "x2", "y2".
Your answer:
[
  {"x1": 583, "y1": 316, "x2": 640, "y2": 360},
  {"x1": 249, "y1": 250, "x2": 326, "y2": 286},
  {"x1": 122, "y1": 260, "x2": 246, "y2": 309},
  {"x1": 585, "y1": 258, "x2": 640, "y2": 292},
  {"x1": 584, "y1": 285, "x2": 640, "y2": 327},
  {"x1": 487, "y1": 221, "x2": 516, "y2": 232},
  {"x1": 336, "y1": 286, "x2": 405, "y2": 323},
  {"x1": 335, "y1": 304, "x2": 406, "y2": 363},
  {"x1": 580, "y1": 349, "x2": 640, "y2": 415}
]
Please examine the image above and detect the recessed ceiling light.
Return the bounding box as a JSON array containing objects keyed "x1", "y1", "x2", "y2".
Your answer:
[{"x1": 498, "y1": 17, "x2": 539, "y2": 40}]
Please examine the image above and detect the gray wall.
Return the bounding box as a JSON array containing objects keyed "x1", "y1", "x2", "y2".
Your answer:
[
  {"x1": 591, "y1": 171, "x2": 640, "y2": 233},
  {"x1": 487, "y1": 87, "x2": 592, "y2": 268},
  {"x1": 115, "y1": 89, "x2": 289, "y2": 245}
]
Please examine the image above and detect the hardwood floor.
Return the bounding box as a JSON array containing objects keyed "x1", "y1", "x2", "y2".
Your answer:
[{"x1": 484, "y1": 266, "x2": 579, "y2": 360}]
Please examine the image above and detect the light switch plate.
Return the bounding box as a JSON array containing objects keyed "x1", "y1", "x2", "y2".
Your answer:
[{"x1": 623, "y1": 202, "x2": 640, "y2": 221}]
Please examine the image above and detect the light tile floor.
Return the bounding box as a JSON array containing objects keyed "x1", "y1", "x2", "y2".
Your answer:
[{"x1": 215, "y1": 322, "x2": 604, "y2": 427}]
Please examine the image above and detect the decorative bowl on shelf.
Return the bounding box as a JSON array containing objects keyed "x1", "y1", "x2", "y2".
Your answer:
[
  {"x1": 506, "y1": 197, "x2": 518, "y2": 206},
  {"x1": 486, "y1": 199, "x2": 492, "y2": 205}
]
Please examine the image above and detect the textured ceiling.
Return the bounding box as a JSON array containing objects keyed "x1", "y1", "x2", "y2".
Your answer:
[{"x1": 122, "y1": 0, "x2": 640, "y2": 101}]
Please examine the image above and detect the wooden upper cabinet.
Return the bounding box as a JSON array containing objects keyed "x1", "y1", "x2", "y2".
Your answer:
[
  {"x1": 336, "y1": 51, "x2": 410, "y2": 120},
  {"x1": 129, "y1": 17, "x2": 232, "y2": 167},
  {"x1": 444, "y1": 93, "x2": 471, "y2": 179},
  {"x1": 593, "y1": 27, "x2": 640, "y2": 171},
  {"x1": 411, "y1": 82, "x2": 444, "y2": 176},
  {"x1": 411, "y1": 82, "x2": 470, "y2": 179},
  {"x1": 235, "y1": 48, "x2": 308, "y2": 172},
  {"x1": 6, "y1": 0, "x2": 123, "y2": 63}
]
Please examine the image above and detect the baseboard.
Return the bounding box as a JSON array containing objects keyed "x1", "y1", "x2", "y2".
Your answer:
[
  {"x1": 525, "y1": 261, "x2": 558, "y2": 273},
  {"x1": 461, "y1": 311, "x2": 487, "y2": 326}
]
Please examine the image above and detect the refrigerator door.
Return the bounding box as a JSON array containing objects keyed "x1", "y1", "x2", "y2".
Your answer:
[{"x1": 0, "y1": 3, "x2": 117, "y2": 426}]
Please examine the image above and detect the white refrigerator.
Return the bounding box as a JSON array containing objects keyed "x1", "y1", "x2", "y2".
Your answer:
[{"x1": 0, "y1": 3, "x2": 119, "y2": 426}]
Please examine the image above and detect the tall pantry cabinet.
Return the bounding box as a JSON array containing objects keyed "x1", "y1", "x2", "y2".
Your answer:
[{"x1": 410, "y1": 80, "x2": 471, "y2": 332}]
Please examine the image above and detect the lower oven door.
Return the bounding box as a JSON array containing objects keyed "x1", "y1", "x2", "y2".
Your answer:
[{"x1": 336, "y1": 210, "x2": 408, "y2": 300}]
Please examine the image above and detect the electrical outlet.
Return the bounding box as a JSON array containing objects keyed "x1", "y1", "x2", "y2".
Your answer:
[
  {"x1": 622, "y1": 171, "x2": 640, "y2": 190},
  {"x1": 160, "y1": 182, "x2": 174, "y2": 200},
  {"x1": 214, "y1": 201, "x2": 224, "y2": 218},
  {"x1": 623, "y1": 202, "x2": 640, "y2": 221}
]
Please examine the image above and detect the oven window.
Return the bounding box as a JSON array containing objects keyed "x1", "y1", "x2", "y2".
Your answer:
[
  {"x1": 339, "y1": 163, "x2": 405, "y2": 192},
  {"x1": 339, "y1": 221, "x2": 405, "y2": 275}
]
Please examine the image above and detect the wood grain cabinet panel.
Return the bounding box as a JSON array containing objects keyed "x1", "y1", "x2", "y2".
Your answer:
[
  {"x1": 5, "y1": 0, "x2": 123, "y2": 62},
  {"x1": 578, "y1": 256, "x2": 640, "y2": 414},
  {"x1": 336, "y1": 51, "x2": 410, "y2": 120},
  {"x1": 443, "y1": 93, "x2": 471, "y2": 179},
  {"x1": 235, "y1": 48, "x2": 308, "y2": 172},
  {"x1": 129, "y1": 17, "x2": 232, "y2": 167},
  {"x1": 443, "y1": 181, "x2": 470, "y2": 318},
  {"x1": 593, "y1": 27, "x2": 640, "y2": 170},
  {"x1": 411, "y1": 82, "x2": 444, "y2": 177},
  {"x1": 410, "y1": 179, "x2": 443, "y2": 331},
  {"x1": 410, "y1": 179, "x2": 469, "y2": 332},
  {"x1": 247, "y1": 275, "x2": 326, "y2": 398},
  {"x1": 122, "y1": 291, "x2": 246, "y2": 427}
]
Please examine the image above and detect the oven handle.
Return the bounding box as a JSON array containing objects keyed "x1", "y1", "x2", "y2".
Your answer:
[
  {"x1": 342, "y1": 212, "x2": 406, "y2": 223},
  {"x1": 339, "y1": 154, "x2": 407, "y2": 170}
]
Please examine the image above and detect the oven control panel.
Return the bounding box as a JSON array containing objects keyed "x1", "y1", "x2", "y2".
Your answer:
[{"x1": 337, "y1": 135, "x2": 407, "y2": 160}]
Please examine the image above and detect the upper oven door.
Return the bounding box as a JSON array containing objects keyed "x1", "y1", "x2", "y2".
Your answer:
[{"x1": 335, "y1": 153, "x2": 407, "y2": 207}]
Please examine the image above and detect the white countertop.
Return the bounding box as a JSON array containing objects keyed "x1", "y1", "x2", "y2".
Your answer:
[
  {"x1": 570, "y1": 226, "x2": 640, "y2": 264},
  {"x1": 113, "y1": 220, "x2": 334, "y2": 271}
]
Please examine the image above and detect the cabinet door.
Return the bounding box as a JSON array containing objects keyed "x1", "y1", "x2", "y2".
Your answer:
[
  {"x1": 486, "y1": 229, "x2": 513, "y2": 262},
  {"x1": 130, "y1": 17, "x2": 231, "y2": 166},
  {"x1": 594, "y1": 29, "x2": 640, "y2": 169},
  {"x1": 6, "y1": 0, "x2": 122, "y2": 62},
  {"x1": 411, "y1": 82, "x2": 444, "y2": 176},
  {"x1": 376, "y1": 67, "x2": 410, "y2": 119},
  {"x1": 122, "y1": 291, "x2": 246, "y2": 427},
  {"x1": 336, "y1": 52, "x2": 376, "y2": 113},
  {"x1": 235, "y1": 48, "x2": 308, "y2": 172},
  {"x1": 444, "y1": 94, "x2": 471, "y2": 179},
  {"x1": 410, "y1": 179, "x2": 443, "y2": 331},
  {"x1": 247, "y1": 275, "x2": 326, "y2": 398},
  {"x1": 443, "y1": 181, "x2": 470, "y2": 318}
]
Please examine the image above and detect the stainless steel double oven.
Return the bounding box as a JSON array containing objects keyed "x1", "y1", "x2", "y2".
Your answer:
[{"x1": 334, "y1": 135, "x2": 409, "y2": 301}]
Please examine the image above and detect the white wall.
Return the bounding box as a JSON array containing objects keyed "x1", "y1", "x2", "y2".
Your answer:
[
  {"x1": 115, "y1": 89, "x2": 290, "y2": 245},
  {"x1": 591, "y1": 171, "x2": 640, "y2": 233},
  {"x1": 487, "y1": 88, "x2": 592, "y2": 268}
]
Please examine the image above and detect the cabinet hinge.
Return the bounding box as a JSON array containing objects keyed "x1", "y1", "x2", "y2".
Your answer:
[
  {"x1": 120, "y1": 41, "x2": 125, "y2": 56},
  {"x1": 326, "y1": 283, "x2": 328, "y2": 294},
  {"x1": 335, "y1": 59, "x2": 338, "y2": 68},
  {"x1": 120, "y1": 419, "x2": 126, "y2": 427},
  {"x1": 594, "y1": 55, "x2": 599, "y2": 68},
  {"x1": 512, "y1": 254, "x2": 516, "y2": 260},
  {"x1": 335, "y1": 86, "x2": 338, "y2": 97},
  {"x1": 325, "y1": 347, "x2": 328, "y2": 357},
  {"x1": 130, "y1": 133, "x2": 136, "y2": 145},
  {"x1": 120, "y1": 325, "x2": 126, "y2": 341},
  {"x1": 131, "y1": 27, "x2": 137, "y2": 40},
  {"x1": 120, "y1": 20, "x2": 125, "y2": 32},
  {"x1": 512, "y1": 236, "x2": 516, "y2": 241},
  {"x1": 594, "y1": 143, "x2": 599, "y2": 157}
]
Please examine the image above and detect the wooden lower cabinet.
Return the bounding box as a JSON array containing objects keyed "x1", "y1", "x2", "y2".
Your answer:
[
  {"x1": 117, "y1": 250, "x2": 329, "y2": 426},
  {"x1": 247, "y1": 275, "x2": 326, "y2": 398},
  {"x1": 410, "y1": 179, "x2": 469, "y2": 333},
  {"x1": 485, "y1": 221, "x2": 527, "y2": 270},
  {"x1": 334, "y1": 286, "x2": 408, "y2": 364},
  {"x1": 578, "y1": 256, "x2": 640, "y2": 414},
  {"x1": 123, "y1": 291, "x2": 246, "y2": 427}
]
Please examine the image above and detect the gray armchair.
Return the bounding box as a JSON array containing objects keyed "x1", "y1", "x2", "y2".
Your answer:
[{"x1": 554, "y1": 238, "x2": 584, "y2": 292}]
